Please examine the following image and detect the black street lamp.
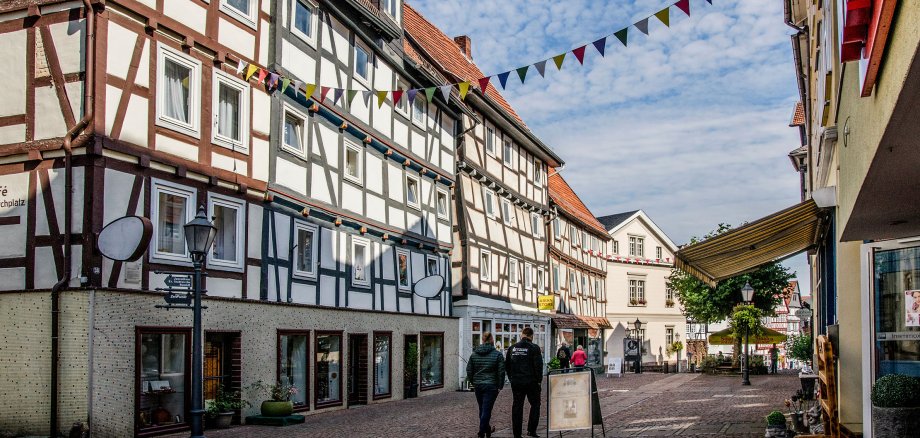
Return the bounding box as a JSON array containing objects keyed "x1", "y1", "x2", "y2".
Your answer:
[
  {"x1": 741, "y1": 282, "x2": 754, "y2": 386},
  {"x1": 184, "y1": 206, "x2": 217, "y2": 438},
  {"x1": 633, "y1": 318, "x2": 643, "y2": 374}
]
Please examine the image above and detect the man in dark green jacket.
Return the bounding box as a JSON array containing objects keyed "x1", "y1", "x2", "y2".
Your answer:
[{"x1": 467, "y1": 332, "x2": 505, "y2": 438}]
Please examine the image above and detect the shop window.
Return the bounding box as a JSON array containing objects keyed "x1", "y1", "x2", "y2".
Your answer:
[
  {"x1": 351, "y1": 237, "x2": 370, "y2": 288},
  {"x1": 156, "y1": 45, "x2": 201, "y2": 138},
  {"x1": 137, "y1": 328, "x2": 189, "y2": 434},
  {"x1": 151, "y1": 180, "x2": 195, "y2": 263},
  {"x1": 420, "y1": 333, "x2": 444, "y2": 389},
  {"x1": 396, "y1": 248, "x2": 412, "y2": 291},
  {"x1": 315, "y1": 332, "x2": 342, "y2": 407},
  {"x1": 874, "y1": 246, "x2": 920, "y2": 378},
  {"x1": 212, "y1": 70, "x2": 250, "y2": 152},
  {"x1": 207, "y1": 194, "x2": 244, "y2": 271},
  {"x1": 293, "y1": 222, "x2": 318, "y2": 279},
  {"x1": 373, "y1": 332, "x2": 392, "y2": 398},
  {"x1": 278, "y1": 331, "x2": 309, "y2": 410}
]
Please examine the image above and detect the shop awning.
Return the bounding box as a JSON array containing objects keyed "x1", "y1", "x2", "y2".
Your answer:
[
  {"x1": 675, "y1": 199, "x2": 824, "y2": 287},
  {"x1": 551, "y1": 314, "x2": 613, "y2": 329},
  {"x1": 708, "y1": 327, "x2": 788, "y2": 345}
]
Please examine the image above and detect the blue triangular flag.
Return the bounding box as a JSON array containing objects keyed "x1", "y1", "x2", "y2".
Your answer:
[
  {"x1": 635, "y1": 18, "x2": 649, "y2": 35},
  {"x1": 706, "y1": 0, "x2": 712, "y2": 4},
  {"x1": 534, "y1": 60, "x2": 547, "y2": 78},
  {"x1": 333, "y1": 88, "x2": 344, "y2": 104},
  {"x1": 497, "y1": 71, "x2": 511, "y2": 89},
  {"x1": 407, "y1": 89, "x2": 418, "y2": 103},
  {"x1": 592, "y1": 37, "x2": 606, "y2": 57}
]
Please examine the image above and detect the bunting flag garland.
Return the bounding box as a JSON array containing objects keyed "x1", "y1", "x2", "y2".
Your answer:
[
  {"x1": 655, "y1": 8, "x2": 670, "y2": 27},
  {"x1": 231, "y1": 0, "x2": 713, "y2": 113}
]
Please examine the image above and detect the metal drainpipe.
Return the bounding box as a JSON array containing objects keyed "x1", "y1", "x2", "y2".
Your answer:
[{"x1": 50, "y1": 0, "x2": 95, "y2": 434}]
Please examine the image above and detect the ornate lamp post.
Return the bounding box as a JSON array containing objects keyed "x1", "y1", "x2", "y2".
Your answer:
[
  {"x1": 633, "y1": 318, "x2": 643, "y2": 374},
  {"x1": 184, "y1": 206, "x2": 217, "y2": 438},
  {"x1": 741, "y1": 282, "x2": 755, "y2": 386}
]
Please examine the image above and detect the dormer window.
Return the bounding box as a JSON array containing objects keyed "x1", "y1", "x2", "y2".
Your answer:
[{"x1": 381, "y1": 0, "x2": 400, "y2": 22}]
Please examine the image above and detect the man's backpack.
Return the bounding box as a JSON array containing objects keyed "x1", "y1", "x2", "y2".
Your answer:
[{"x1": 557, "y1": 348, "x2": 568, "y2": 360}]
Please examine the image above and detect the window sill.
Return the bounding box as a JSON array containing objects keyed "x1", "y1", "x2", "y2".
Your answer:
[
  {"x1": 212, "y1": 137, "x2": 250, "y2": 155},
  {"x1": 420, "y1": 383, "x2": 444, "y2": 391},
  {"x1": 314, "y1": 400, "x2": 343, "y2": 409}
]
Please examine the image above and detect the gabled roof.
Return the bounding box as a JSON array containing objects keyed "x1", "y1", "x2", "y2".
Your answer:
[
  {"x1": 789, "y1": 102, "x2": 805, "y2": 127},
  {"x1": 548, "y1": 172, "x2": 608, "y2": 236},
  {"x1": 597, "y1": 210, "x2": 678, "y2": 252}
]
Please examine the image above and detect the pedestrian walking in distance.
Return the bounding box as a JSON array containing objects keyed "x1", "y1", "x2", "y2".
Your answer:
[
  {"x1": 467, "y1": 332, "x2": 505, "y2": 438},
  {"x1": 506, "y1": 327, "x2": 543, "y2": 438},
  {"x1": 571, "y1": 345, "x2": 587, "y2": 369},
  {"x1": 556, "y1": 342, "x2": 571, "y2": 371}
]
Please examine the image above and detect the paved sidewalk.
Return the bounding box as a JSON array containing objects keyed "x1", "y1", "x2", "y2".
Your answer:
[{"x1": 167, "y1": 372, "x2": 799, "y2": 437}]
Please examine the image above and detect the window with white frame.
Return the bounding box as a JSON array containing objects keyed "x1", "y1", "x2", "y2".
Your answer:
[
  {"x1": 581, "y1": 274, "x2": 587, "y2": 296},
  {"x1": 208, "y1": 194, "x2": 245, "y2": 270},
  {"x1": 411, "y1": 95, "x2": 426, "y2": 126},
  {"x1": 568, "y1": 269, "x2": 576, "y2": 294},
  {"x1": 151, "y1": 180, "x2": 195, "y2": 263},
  {"x1": 212, "y1": 70, "x2": 250, "y2": 152},
  {"x1": 552, "y1": 264, "x2": 559, "y2": 292},
  {"x1": 537, "y1": 267, "x2": 544, "y2": 292},
  {"x1": 221, "y1": 0, "x2": 257, "y2": 27},
  {"x1": 502, "y1": 199, "x2": 512, "y2": 226},
  {"x1": 666, "y1": 327, "x2": 674, "y2": 346},
  {"x1": 531, "y1": 213, "x2": 542, "y2": 238},
  {"x1": 485, "y1": 127, "x2": 495, "y2": 156},
  {"x1": 508, "y1": 258, "x2": 519, "y2": 288},
  {"x1": 291, "y1": 0, "x2": 318, "y2": 46},
  {"x1": 381, "y1": 0, "x2": 400, "y2": 20},
  {"x1": 571, "y1": 225, "x2": 578, "y2": 246},
  {"x1": 351, "y1": 237, "x2": 370, "y2": 288},
  {"x1": 502, "y1": 139, "x2": 513, "y2": 167},
  {"x1": 293, "y1": 222, "x2": 318, "y2": 279},
  {"x1": 613, "y1": 240, "x2": 619, "y2": 254},
  {"x1": 628, "y1": 236, "x2": 644, "y2": 257},
  {"x1": 656, "y1": 246, "x2": 662, "y2": 259},
  {"x1": 395, "y1": 78, "x2": 409, "y2": 116},
  {"x1": 354, "y1": 43, "x2": 371, "y2": 84},
  {"x1": 396, "y1": 248, "x2": 411, "y2": 290},
  {"x1": 156, "y1": 45, "x2": 201, "y2": 138},
  {"x1": 483, "y1": 188, "x2": 496, "y2": 219},
  {"x1": 436, "y1": 188, "x2": 449, "y2": 220},
  {"x1": 629, "y1": 278, "x2": 646, "y2": 304},
  {"x1": 524, "y1": 263, "x2": 532, "y2": 290},
  {"x1": 553, "y1": 217, "x2": 561, "y2": 240},
  {"x1": 534, "y1": 161, "x2": 542, "y2": 185},
  {"x1": 480, "y1": 250, "x2": 491, "y2": 282},
  {"x1": 343, "y1": 141, "x2": 363, "y2": 184},
  {"x1": 426, "y1": 255, "x2": 439, "y2": 276},
  {"x1": 282, "y1": 105, "x2": 307, "y2": 155},
  {"x1": 405, "y1": 174, "x2": 420, "y2": 210}
]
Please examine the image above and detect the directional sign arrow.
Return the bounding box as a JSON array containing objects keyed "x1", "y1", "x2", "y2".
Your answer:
[
  {"x1": 164, "y1": 292, "x2": 193, "y2": 305},
  {"x1": 164, "y1": 274, "x2": 193, "y2": 289}
]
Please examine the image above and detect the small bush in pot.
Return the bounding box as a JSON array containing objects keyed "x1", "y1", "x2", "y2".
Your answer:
[
  {"x1": 206, "y1": 385, "x2": 249, "y2": 428},
  {"x1": 248, "y1": 381, "x2": 298, "y2": 417},
  {"x1": 764, "y1": 410, "x2": 787, "y2": 437},
  {"x1": 871, "y1": 374, "x2": 920, "y2": 437}
]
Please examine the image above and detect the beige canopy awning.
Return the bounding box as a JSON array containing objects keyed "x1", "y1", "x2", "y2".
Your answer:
[{"x1": 675, "y1": 199, "x2": 825, "y2": 287}]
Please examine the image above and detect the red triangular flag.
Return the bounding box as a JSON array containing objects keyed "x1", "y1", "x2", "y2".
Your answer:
[
  {"x1": 676, "y1": 0, "x2": 690, "y2": 16},
  {"x1": 478, "y1": 76, "x2": 491, "y2": 93},
  {"x1": 572, "y1": 45, "x2": 587, "y2": 64},
  {"x1": 256, "y1": 68, "x2": 268, "y2": 83},
  {"x1": 320, "y1": 86, "x2": 331, "y2": 101},
  {"x1": 392, "y1": 89, "x2": 404, "y2": 105}
]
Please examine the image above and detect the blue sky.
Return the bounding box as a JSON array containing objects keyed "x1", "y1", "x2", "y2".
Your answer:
[{"x1": 409, "y1": 0, "x2": 810, "y2": 294}]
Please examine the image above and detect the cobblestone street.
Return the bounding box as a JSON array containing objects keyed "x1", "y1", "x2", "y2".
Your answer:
[{"x1": 171, "y1": 372, "x2": 800, "y2": 437}]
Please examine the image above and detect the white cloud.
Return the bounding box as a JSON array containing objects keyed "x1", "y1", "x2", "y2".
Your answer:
[{"x1": 409, "y1": 0, "x2": 810, "y2": 292}]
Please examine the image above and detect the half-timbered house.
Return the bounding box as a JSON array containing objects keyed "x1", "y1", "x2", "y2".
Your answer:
[
  {"x1": 0, "y1": 0, "x2": 458, "y2": 436},
  {"x1": 546, "y1": 171, "x2": 612, "y2": 368},
  {"x1": 402, "y1": 4, "x2": 564, "y2": 386}
]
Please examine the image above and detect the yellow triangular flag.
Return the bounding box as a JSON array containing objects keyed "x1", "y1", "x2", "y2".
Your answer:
[
  {"x1": 552, "y1": 54, "x2": 566, "y2": 70},
  {"x1": 655, "y1": 8, "x2": 670, "y2": 27},
  {"x1": 304, "y1": 84, "x2": 317, "y2": 98},
  {"x1": 376, "y1": 91, "x2": 389, "y2": 108},
  {"x1": 459, "y1": 82, "x2": 470, "y2": 100},
  {"x1": 245, "y1": 64, "x2": 258, "y2": 81}
]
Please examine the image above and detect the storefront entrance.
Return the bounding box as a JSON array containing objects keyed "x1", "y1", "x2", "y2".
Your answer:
[
  {"x1": 204, "y1": 332, "x2": 242, "y2": 423},
  {"x1": 348, "y1": 334, "x2": 368, "y2": 406},
  {"x1": 872, "y1": 243, "x2": 920, "y2": 378}
]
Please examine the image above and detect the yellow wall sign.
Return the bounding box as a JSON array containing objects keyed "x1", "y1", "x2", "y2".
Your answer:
[{"x1": 538, "y1": 295, "x2": 555, "y2": 311}]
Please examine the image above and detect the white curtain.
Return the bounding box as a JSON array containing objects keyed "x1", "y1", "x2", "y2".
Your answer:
[
  {"x1": 164, "y1": 61, "x2": 190, "y2": 123},
  {"x1": 212, "y1": 205, "x2": 237, "y2": 262},
  {"x1": 217, "y1": 84, "x2": 240, "y2": 141}
]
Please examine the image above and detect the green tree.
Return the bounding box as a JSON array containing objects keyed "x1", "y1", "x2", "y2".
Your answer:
[{"x1": 667, "y1": 224, "x2": 794, "y2": 324}]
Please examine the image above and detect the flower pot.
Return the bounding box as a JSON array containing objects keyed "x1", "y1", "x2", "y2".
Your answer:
[
  {"x1": 214, "y1": 411, "x2": 234, "y2": 429},
  {"x1": 764, "y1": 424, "x2": 786, "y2": 438},
  {"x1": 260, "y1": 400, "x2": 293, "y2": 417},
  {"x1": 872, "y1": 405, "x2": 920, "y2": 437}
]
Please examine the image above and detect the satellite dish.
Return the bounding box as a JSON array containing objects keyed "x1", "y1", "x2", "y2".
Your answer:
[
  {"x1": 413, "y1": 275, "x2": 444, "y2": 298},
  {"x1": 97, "y1": 216, "x2": 153, "y2": 261}
]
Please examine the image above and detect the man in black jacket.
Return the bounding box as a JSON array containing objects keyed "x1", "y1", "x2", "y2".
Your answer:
[
  {"x1": 467, "y1": 332, "x2": 505, "y2": 438},
  {"x1": 505, "y1": 327, "x2": 543, "y2": 438}
]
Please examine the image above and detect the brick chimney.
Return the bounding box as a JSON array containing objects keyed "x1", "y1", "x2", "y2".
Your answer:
[{"x1": 453, "y1": 35, "x2": 472, "y2": 59}]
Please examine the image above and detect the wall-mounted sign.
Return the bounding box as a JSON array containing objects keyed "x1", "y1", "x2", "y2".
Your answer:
[
  {"x1": 538, "y1": 295, "x2": 554, "y2": 311},
  {"x1": 905, "y1": 290, "x2": 920, "y2": 327},
  {"x1": 413, "y1": 274, "x2": 444, "y2": 298},
  {"x1": 0, "y1": 173, "x2": 28, "y2": 259},
  {"x1": 97, "y1": 216, "x2": 152, "y2": 261}
]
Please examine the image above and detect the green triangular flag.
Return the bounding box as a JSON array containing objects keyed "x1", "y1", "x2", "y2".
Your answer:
[
  {"x1": 424, "y1": 87, "x2": 436, "y2": 102},
  {"x1": 552, "y1": 53, "x2": 566, "y2": 70},
  {"x1": 516, "y1": 66, "x2": 529, "y2": 83},
  {"x1": 376, "y1": 91, "x2": 388, "y2": 108},
  {"x1": 280, "y1": 78, "x2": 291, "y2": 94},
  {"x1": 655, "y1": 8, "x2": 670, "y2": 27},
  {"x1": 347, "y1": 89, "x2": 358, "y2": 105},
  {"x1": 614, "y1": 28, "x2": 628, "y2": 46}
]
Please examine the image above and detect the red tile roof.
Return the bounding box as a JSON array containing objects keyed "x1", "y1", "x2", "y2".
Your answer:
[
  {"x1": 548, "y1": 171, "x2": 608, "y2": 236},
  {"x1": 402, "y1": 3, "x2": 526, "y2": 126},
  {"x1": 789, "y1": 102, "x2": 805, "y2": 127}
]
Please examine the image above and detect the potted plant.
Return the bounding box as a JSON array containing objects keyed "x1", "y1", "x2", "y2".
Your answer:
[
  {"x1": 629, "y1": 298, "x2": 638, "y2": 306},
  {"x1": 638, "y1": 298, "x2": 647, "y2": 305},
  {"x1": 871, "y1": 374, "x2": 920, "y2": 437},
  {"x1": 248, "y1": 381, "x2": 297, "y2": 417},
  {"x1": 665, "y1": 299, "x2": 675, "y2": 307},
  {"x1": 547, "y1": 357, "x2": 561, "y2": 370},
  {"x1": 764, "y1": 410, "x2": 786, "y2": 437},
  {"x1": 403, "y1": 343, "x2": 419, "y2": 399},
  {"x1": 206, "y1": 385, "x2": 249, "y2": 429}
]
